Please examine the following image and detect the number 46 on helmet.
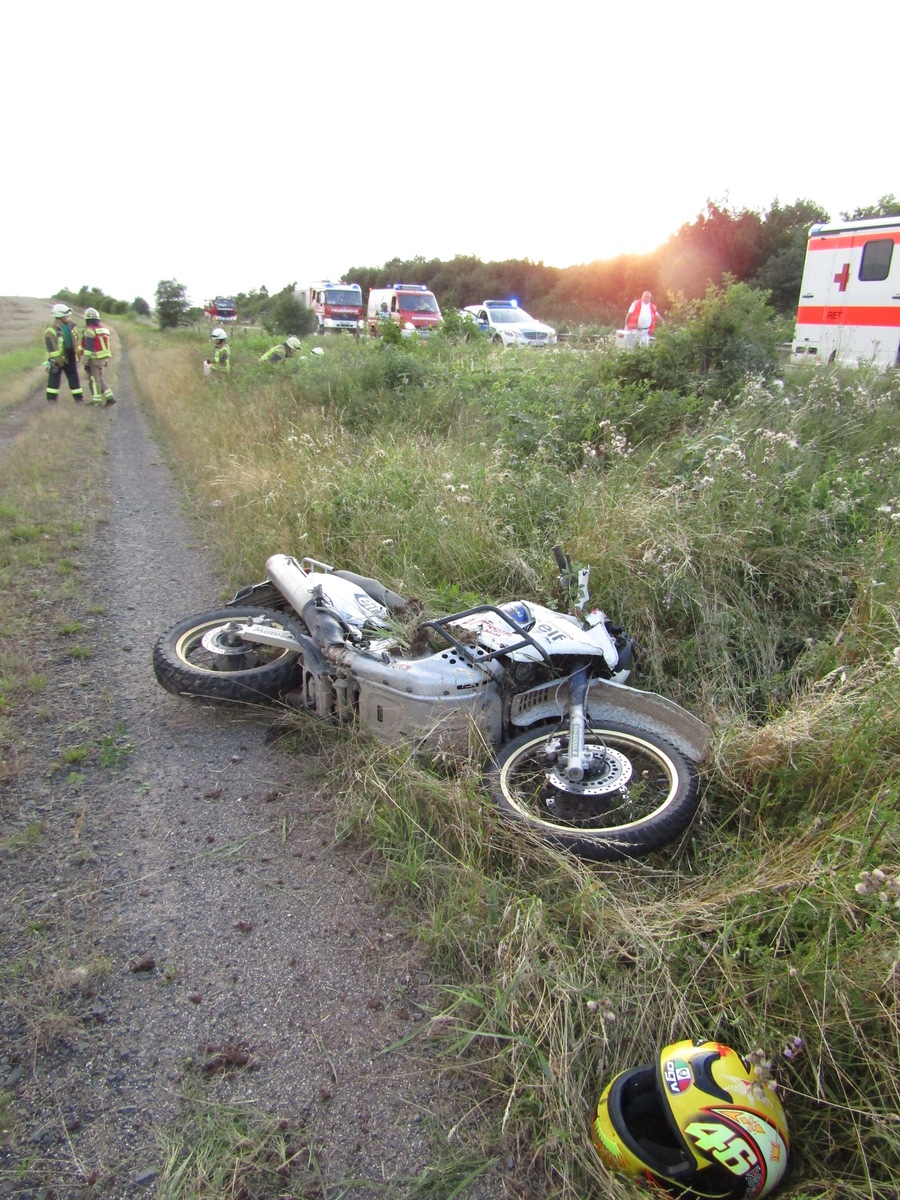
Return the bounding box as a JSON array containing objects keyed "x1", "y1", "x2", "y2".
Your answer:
[{"x1": 592, "y1": 1040, "x2": 790, "y2": 1199}]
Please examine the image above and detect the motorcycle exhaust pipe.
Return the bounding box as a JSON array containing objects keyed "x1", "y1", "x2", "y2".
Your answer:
[{"x1": 265, "y1": 554, "x2": 318, "y2": 614}]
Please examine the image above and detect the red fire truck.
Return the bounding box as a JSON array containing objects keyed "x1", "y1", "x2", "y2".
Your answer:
[
  {"x1": 203, "y1": 296, "x2": 237, "y2": 323},
  {"x1": 299, "y1": 282, "x2": 364, "y2": 335}
]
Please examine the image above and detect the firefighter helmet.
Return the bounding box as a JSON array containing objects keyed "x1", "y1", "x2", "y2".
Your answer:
[
  {"x1": 84, "y1": 307, "x2": 100, "y2": 321},
  {"x1": 210, "y1": 328, "x2": 228, "y2": 341},
  {"x1": 592, "y1": 1040, "x2": 790, "y2": 1199},
  {"x1": 286, "y1": 337, "x2": 302, "y2": 350},
  {"x1": 52, "y1": 303, "x2": 73, "y2": 318}
]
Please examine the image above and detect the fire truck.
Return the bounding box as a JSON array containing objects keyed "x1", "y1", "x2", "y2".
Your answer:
[
  {"x1": 203, "y1": 296, "x2": 237, "y2": 323},
  {"x1": 791, "y1": 215, "x2": 900, "y2": 367},
  {"x1": 299, "y1": 282, "x2": 364, "y2": 335}
]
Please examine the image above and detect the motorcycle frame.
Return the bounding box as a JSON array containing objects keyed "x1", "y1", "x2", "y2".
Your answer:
[{"x1": 227, "y1": 613, "x2": 709, "y2": 764}]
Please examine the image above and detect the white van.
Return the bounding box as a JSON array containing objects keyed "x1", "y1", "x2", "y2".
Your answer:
[
  {"x1": 792, "y1": 216, "x2": 900, "y2": 367},
  {"x1": 366, "y1": 284, "x2": 442, "y2": 338}
]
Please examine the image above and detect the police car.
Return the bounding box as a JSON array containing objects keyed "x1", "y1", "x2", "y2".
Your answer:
[{"x1": 462, "y1": 300, "x2": 557, "y2": 348}]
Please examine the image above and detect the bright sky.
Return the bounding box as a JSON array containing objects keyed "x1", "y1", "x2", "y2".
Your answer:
[{"x1": 5, "y1": 2, "x2": 895, "y2": 308}]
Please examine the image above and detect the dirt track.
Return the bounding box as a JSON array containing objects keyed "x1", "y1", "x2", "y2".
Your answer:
[{"x1": 0, "y1": 332, "x2": 501, "y2": 1197}]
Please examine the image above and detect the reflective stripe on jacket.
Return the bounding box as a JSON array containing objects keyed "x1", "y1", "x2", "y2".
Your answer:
[
  {"x1": 45, "y1": 322, "x2": 81, "y2": 365},
  {"x1": 82, "y1": 323, "x2": 112, "y2": 360}
]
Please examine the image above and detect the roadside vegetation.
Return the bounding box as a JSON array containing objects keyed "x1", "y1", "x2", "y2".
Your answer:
[
  {"x1": 116, "y1": 291, "x2": 900, "y2": 1200},
  {"x1": 1, "y1": 291, "x2": 897, "y2": 1198}
]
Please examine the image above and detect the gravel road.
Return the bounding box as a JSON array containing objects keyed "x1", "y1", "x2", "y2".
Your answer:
[{"x1": 1, "y1": 343, "x2": 499, "y2": 1198}]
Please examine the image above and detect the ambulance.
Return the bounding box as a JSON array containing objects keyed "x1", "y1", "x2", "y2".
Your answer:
[{"x1": 791, "y1": 215, "x2": 900, "y2": 367}]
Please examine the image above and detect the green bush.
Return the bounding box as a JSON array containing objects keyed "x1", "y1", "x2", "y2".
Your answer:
[
  {"x1": 650, "y1": 280, "x2": 785, "y2": 399},
  {"x1": 262, "y1": 292, "x2": 316, "y2": 338}
]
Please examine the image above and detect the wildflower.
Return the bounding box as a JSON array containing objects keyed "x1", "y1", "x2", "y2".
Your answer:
[{"x1": 782, "y1": 1036, "x2": 804, "y2": 1061}]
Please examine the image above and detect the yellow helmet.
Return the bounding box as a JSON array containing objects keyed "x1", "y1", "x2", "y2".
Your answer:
[{"x1": 592, "y1": 1040, "x2": 790, "y2": 1198}]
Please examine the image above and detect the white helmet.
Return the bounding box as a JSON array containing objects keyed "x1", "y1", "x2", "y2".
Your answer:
[
  {"x1": 311, "y1": 346, "x2": 325, "y2": 356},
  {"x1": 52, "y1": 303, "x2": 72, "y2": 319},
  {"x1": 84, "y1": 307, "x2": 100, "y2": 321},
  {"x1": 210, "y1": 328, "x2": 228, "y2": 341},
  {"x1": 286, "y1": 336, "x2": 302, "y2": 350}
]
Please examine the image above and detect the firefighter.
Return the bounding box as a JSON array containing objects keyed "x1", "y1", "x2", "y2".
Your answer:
[
  {"x1": 81, "y1": 308, "x2": 116, "y2": 406},
  {"x1": 44, "y1": 303, "x2": 84, "y2": 402},
  {"x1": 259, "y1": 336, "x2": 302, "y2": 365},
  {"x1": 205, "y1": 328, "x2": 230, "y2": 374}
]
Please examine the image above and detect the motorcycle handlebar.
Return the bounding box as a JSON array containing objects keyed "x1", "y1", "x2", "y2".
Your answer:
[{"x1": 552, "y1": 545, "x2": 569, "y2": 572}]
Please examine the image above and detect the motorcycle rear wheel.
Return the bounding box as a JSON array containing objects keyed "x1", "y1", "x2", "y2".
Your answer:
[
  {"x1": 152, "y1": 606, "x2": 304, "y2": 704},
  {"x1": 486, "y1": 721, "x2": 700, "y2": 862}
]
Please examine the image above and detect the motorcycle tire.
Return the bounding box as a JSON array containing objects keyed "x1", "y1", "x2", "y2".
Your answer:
[
  {"x1": 486, "y1": 721, "x2": 701, "y2": 862},
  {"x1": 152, "y1": 606, "x2": 304, "y2": 704}
]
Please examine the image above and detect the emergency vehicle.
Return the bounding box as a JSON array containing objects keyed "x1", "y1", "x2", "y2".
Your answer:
[
  {"x1": 366, "y1": 284, "x2": 442, "y2": 337},
  {"x1": 204, "y1": 296, "x2": 237, "y2": 323},
  {"x1": 299, "y1": 282, "x2": 364, "y2": 335},
  {"x1": 462, "y1": 300, "x2": 557, "y2": 347},
  {"x1": 791, "y1": 216, "x2": 900, "y2": 367}
]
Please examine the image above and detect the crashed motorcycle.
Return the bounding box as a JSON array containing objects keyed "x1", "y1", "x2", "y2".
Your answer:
[{"x1": 152, "y1": 547, "x2": 710, "y2": 861}]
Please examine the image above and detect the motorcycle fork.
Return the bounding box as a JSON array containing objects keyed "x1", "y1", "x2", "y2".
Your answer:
[{"x1": 563, "y1": 664, "x2": 590, "y2": 782}]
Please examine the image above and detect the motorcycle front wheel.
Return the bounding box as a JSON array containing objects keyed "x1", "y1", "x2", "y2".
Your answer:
[
  {"x1": 152, "y1": 606, "x2": 304, "y2": 704},
  {"x1": 486, "y1": 721, "x2": 700, "y2": 862}
]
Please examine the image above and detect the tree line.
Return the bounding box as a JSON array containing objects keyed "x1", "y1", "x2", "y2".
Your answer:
[
  {"x1": 345, "y1": 194, "x2": 899, "y2": 325},
  {"x1": 52, "y1": 284, "x2": 150, "y2": 318},
  {"x1": 56, "y1": 193, "x2": 898, "y2": 333}
]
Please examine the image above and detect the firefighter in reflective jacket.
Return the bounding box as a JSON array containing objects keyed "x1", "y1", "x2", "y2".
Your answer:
[
  {"x1": 259, "y1": 336, "x2": 302, "y2": 364},
  {"x1": 81, "y1": 308, "x2": 116, "y2": 406},
  {"x1": 44, "y1": 303, "x2": 84, "y2": 402},
  {"x1": 205, "y1": 328, "x2": 230, "y2": 374}
]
